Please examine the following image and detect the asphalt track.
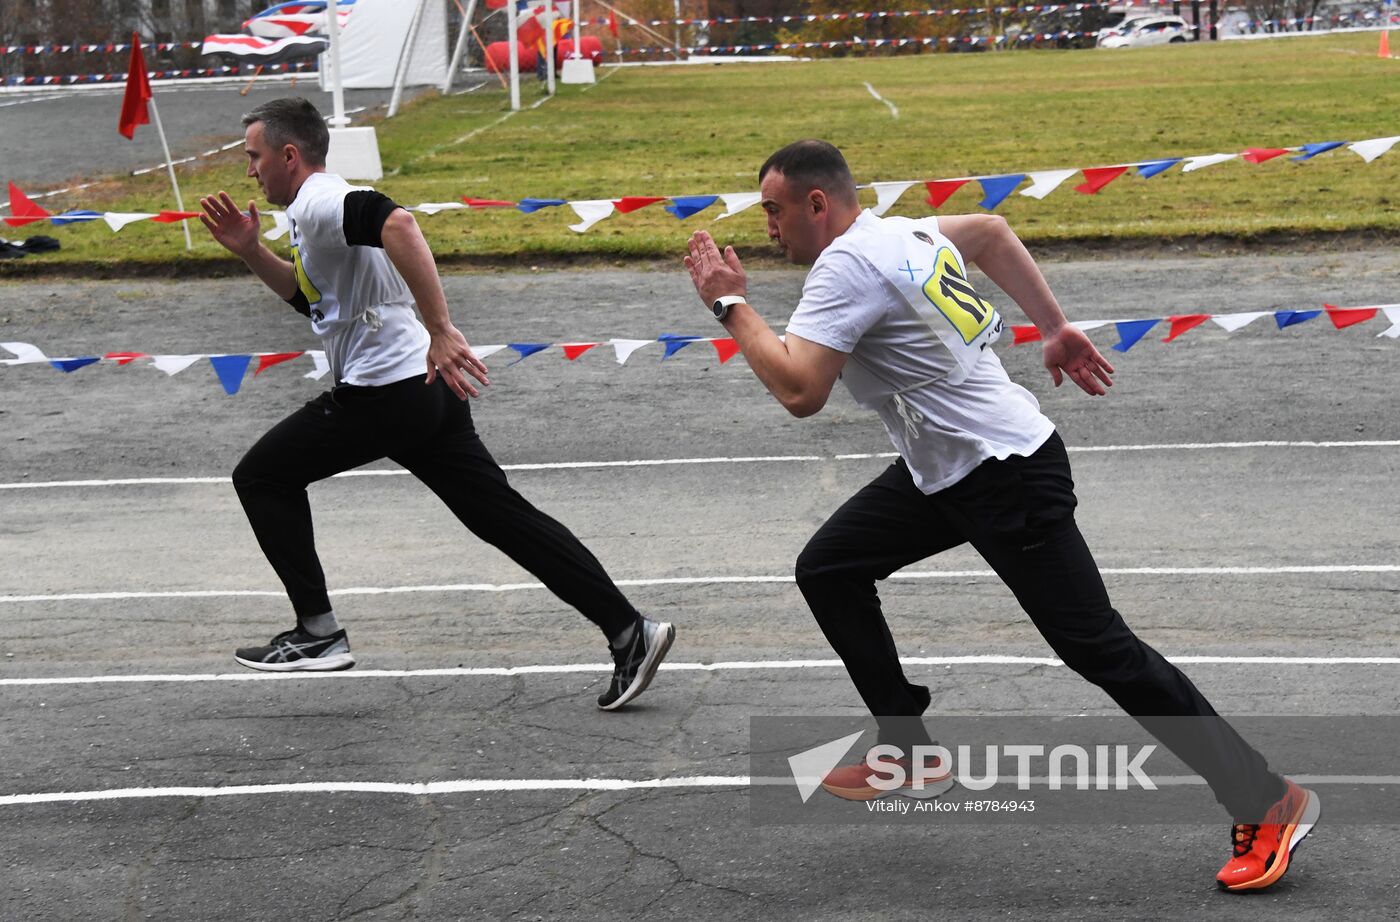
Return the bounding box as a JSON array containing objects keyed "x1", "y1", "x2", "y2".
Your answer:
[{"x1": 2, "y1": 246, "x2": 1399, "y2": 920}]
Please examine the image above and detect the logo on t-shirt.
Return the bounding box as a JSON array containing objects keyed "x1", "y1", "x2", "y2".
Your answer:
[{"x1": 920, "y1": 247, "x2": 997, "y2": 346}]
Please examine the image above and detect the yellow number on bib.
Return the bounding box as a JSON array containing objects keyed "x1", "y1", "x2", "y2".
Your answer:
[
  {"x1": 291, "y1": 245, "x2": 322, "y2": 307},
  {"x1": 921, "y1": 247, "x2": 995, "y2": 345}
]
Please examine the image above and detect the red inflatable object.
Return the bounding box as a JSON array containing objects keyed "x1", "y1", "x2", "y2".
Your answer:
[
  {"x1": 484, "y1": 40, "x2": 537, "y2": 73},
  {"x1": 555, "y1": 35, "x2": 603, "y2": 65}
]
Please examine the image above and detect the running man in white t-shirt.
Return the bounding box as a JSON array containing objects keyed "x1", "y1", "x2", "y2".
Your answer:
[
  {"x1": 197, "y1": 98, "x2": 672, "y2": 710},
  {"x1": 682, "y1": 140, "x2": 1316, "y2": 891}
]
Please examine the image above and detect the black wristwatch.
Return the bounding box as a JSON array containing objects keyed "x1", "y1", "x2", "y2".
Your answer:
[{"x1": 711, "y1": 295, "x2": 746, "y2": 321}]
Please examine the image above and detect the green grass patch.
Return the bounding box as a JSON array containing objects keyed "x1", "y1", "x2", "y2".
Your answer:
[{"x1": 13, "y1": 32, "x2": 1400, "y2": 269}]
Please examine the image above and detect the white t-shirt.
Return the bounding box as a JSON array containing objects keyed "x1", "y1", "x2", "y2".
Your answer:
[
  {"x1": 285, "y1": 172, "x2": 430, "y2": 386},
  {"x1": 784, "y1": 210, "x2": 1055, "y2": 494}
]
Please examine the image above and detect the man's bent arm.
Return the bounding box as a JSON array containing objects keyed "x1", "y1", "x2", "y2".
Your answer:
[
  {"x1": 241, "y1": 243, "x2": 299, "y2": 301},
  {"x1": 720, "y1": 306, "x2": 847, "y2": 418},
  {"x1": 936, "y1": 214, "x2": 1067, "y2": 335}
]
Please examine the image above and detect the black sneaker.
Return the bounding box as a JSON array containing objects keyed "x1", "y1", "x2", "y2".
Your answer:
[
  {"x1": 234, "y1": 627, "x2": 355, "y2": 672},
  {"x1": 597, "y1": 615, "x2": 675, "y2": 710}
]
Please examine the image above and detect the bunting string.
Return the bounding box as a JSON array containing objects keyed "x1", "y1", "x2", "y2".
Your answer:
[
  {"x1": 6, "y1": 131, "x2": 1395, "y2": 233},
  {"x1": 4, "y1": 303, "x2": 1396, "y2": 395},
  {"x1": 1, "y1": 60, "x2": 315, "y2": 87}
]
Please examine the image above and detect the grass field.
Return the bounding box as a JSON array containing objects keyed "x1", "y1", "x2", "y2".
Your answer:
[{"x1": 15, "y1": 31, "x2": 1400, "y2": 267}]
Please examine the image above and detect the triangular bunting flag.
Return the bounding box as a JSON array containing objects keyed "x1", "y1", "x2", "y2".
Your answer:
[
  {"x1": 104, "y1": 351, "x2": 149, "y2": 365},
  {"x1": 658, "y1": 333, "x2": 702, "y2": 360},
  {"x1": 612, "y1": 196, "x2": 667, "y2": 214},
  {"x1": 506, "y1": 343, "x2": 550, "y2": 364},
  {"x1": 151, "y1": 354, "x2": 203, "y2": 376},
  {"x1": 264, "y1": 210, "x2": 290, "y2": 240},
  {"x1": 1, "y1": 341, "x2": 50, "y2": 365},
  {"x1": 516, "y1": 198, "x2": 567, "y2": 213},
  {"x1": 664, "y1": 195, "x2": 719, "y2": 220},
  {"x1": 1162, "y1": 314, "x2": 1210, "y2": 343},
  {"x1": 303, "y1": 350, "x2": 331, "y2": 379},
  {"x1": 870, "y1": 181, "x2": 915, "y2": 216},
  {"x1": 209, "y1": 354, "x2": 252, "y2": 394},
  {"x1": 1111, "y1": 319, "x2": 1158, "y2": 352},
  {"x1": 1378, "y1": 307, "x2": 1400, "y2": 339},
  {"x1": 716, "y1": 192, "x2": 761, "y2": 220},
  {"x1": 561, "y1": 342, "x2": 600, "y2": 360},
  {"x1": 1181, "y1": 153, "x2": 1236, "y2": 173},
  {"x1": 1135, "y1": 158, "x2": 1181, "y2": 179},
  {"x1": 977, "y1": 175, "x2": 1024, "y2": 211},
  {"x1": 1348, "y1": 136, "x2": 1400, "y2": 163},
  {"x1": 49, "y1": 356, "x2": 101, "y2": 372},
  {"x1": 1011, "y1": 325, "x2": 1042, "y2": 345},
  {"x1": 1070, "y1": 320, "x2": 1111, "y2": 332},
  {"x1": 462, "y1": 197, "x2": 516, "y2": 208},
  {"x1": 103, "y1": 212, "x2": 156, "y2": 232},
  {"x1": 567, "y1": 200, "x2": 615, "y2": 233},
  {"x1": 4, "y1": 182, "x2": 52, "y2": 227},
  {"x1": 411, "y1": 202, "x2": 467, "y2": 216},
  {"x1": 924, "y1": 179, "x2": 968, "y2": 209},
  {"x1": 472, "y1": 345, "x2": 507, "y2": 360},
  {"x1": 1210, "y1": 311, "x2": 1270, "y2": 333},
  {"x1": 150, "y1": 210, "x2": 201, "y2": 223},
  {"x1": 711, "y1": 338, "x2": 741, "y2": 363},
  {"x1": 1241, "y1": 147, "x2": 1289, "y2": 164},
  {"x1": 1075, "y1": 166, "x2": 1130, "y2": 195},
  {"x1": 611, "y1": 339, "x2": 652, "y2": 364},
  {"x1": 1274, "y1": 309, "x2": 1321, "y2": 329},
  {"x1": 1291, "y1": 141, "x2": 1346, "y2": 162},
  {"x1": 1018, "y1": 170, "x2": 1076, "y2": 200},
  {"x1": 50, "y1": 210, "x2": 102, "y2": 225},
  {"x1": 254, "y1": 351, "x2": 305, "y2": 375},
  {"x1": 1323, "y1": 303, "x2": 1377, "y2": 329}
]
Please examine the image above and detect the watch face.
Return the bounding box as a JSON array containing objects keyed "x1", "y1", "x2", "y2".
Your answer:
[{"x1": 712, "y1": 300, "x2": 726, "y2": 318}]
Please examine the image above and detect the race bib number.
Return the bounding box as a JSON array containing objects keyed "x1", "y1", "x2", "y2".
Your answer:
[
  {"x1": 921, "y1": 247, "x2": 995, "y2": 345},
  {"x1": 291, "y1": 245, "x2": 322, "y2": 308}
]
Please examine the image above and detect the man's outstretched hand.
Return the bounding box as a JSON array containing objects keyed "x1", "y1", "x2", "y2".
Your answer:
[
  {"x1": 198, "y1": 191, "x2": 260, "y2": 259},
  {"x1": 1042, "y1": 325, "x2": 1115, "y2": 396},
  {"x1": 426, "y1": 325, "x2": 490, "y2": 400}
]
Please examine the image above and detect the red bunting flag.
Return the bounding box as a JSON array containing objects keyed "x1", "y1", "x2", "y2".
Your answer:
[
  {"x1": 1075, "y1": 166, "x2": 1130, "y2": 195},
  {"x1": 1162, "y1": 314, "x2": 1210, "y2": 342},
  {"x1": 562, "y1": 343, "x2": 600, "y2": 360},
  {"x1": 254, "y1": 352, "x2": 306, "y2": 375},
  {"x1": 462, "y1": 197, "x2": 516, "y2": 208},
  {"x1": 612, "y1": 196, "x2": 668, "y2": 214},
  {"x1": 1323, "y1": 303, "x2": 1378, "y2": 329},
  {"x1": 118, "y1": 32, "x2": 152, "y2": 140},
  {"x1": 150, "y1": 210, "x2": 201, "y2": 223},
  {"x1": 711, "y1": 338, "x2": 741, "y2": 363},
  {"x1": 1011, "y1": 325, "x2": 1042, "y2": 345},
  {"x1": 1241, "y1": 147, "x2": 1289, "y2": 164},
  {"x1": 924, "y1": 179, "x2": 968, "y2": 209},
  {"x1": 4, "y1": 182, "x2": 51, "y2": 227},
  {"x1": 104, "y1": 351, "x2": 150, "y2": 365}
]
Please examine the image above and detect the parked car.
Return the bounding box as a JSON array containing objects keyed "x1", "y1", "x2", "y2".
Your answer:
[
  {"x1": 1095, "y1": 13, "x2": 1153, "y2": 43},
  {"x1": 1098, "y1": 15, "x2": 1193, "y2": 47}
]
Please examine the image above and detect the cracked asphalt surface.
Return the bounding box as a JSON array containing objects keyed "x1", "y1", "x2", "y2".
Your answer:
[{"x1": 2, "y1": 245, "x2": 1399, "y2": 919}]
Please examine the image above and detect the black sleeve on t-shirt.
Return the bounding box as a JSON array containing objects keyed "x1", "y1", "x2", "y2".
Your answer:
[
  {"x1": 286, "y1": 289, "x2": 312, "y2": 317},
  {"x1": 342, "y1": 190, "x2": 402, "y2": 248}
]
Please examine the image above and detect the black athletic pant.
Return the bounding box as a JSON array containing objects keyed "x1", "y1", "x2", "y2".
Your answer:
[
  {"x1": 231, "y1": 375, "x2": 638, "y2": 639},
  {"x1": 794, "y1": 431, "x2": 1286, "y2": 820}
]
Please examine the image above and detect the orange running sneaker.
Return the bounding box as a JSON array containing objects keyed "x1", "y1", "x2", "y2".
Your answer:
[
  {"x1": 1216, "y1": 779, "x2": 1320, "y2": 892},
  {"x1": 821, "y1": 749, "x2": 955, "y2": 801}
]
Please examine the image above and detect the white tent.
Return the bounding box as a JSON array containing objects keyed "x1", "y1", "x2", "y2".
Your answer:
[{"x1": 319, "y1": 0, "x2": 447, "y2": 90}]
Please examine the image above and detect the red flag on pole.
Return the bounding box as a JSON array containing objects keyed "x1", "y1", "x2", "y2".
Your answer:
[
  {"x1": 608, "y1": 8, "x2": 619, "y2": 37},
  {"x1": 118, "y1": 33, "x2": 152, "y2": 140}
]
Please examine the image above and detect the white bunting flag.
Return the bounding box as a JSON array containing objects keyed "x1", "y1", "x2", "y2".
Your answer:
[
  {"x1": 1347, "y1": 136, "x2": 1400, "y2": 164},
  {"x1": 103, "y1": 212, "x2": 156, "y2": 232},
  {"x1": 302, "y1": 350, "x2": 330, "y2": 379},
  {"x1": 869, "y1": 181, "x2": 915, "y2": 216},
  {"x1": 150, "y1": 354, "x2": 203, "y2": 376},
  {"x1": 1378, "y1": 307, "x2": 1400, "y2": 339},
  {"x1": 567, "y1": 200, "x2": 615, "y2": 233},
  {"x1": 0, "y1": 341, "x2": 49, "y2": 365},
  {"x1": 610, "y1": 339, "x2": 653, "y2": 364},
  {"x1": 412, "y1": 202, "x2": 467, "y2": 216},
  {"x1": 472, "y1": 345, "x2": 508, "y2": 360},
  {"x1": 1020, "y1": 169, "x2": 1078, "y2": 200},
  {"x1": 1211, "y1": 311, "x2": 1270, "y2": 333},
  {"x1": 1180, "y1": 154, "x2": 1236, "y2": 173},
  {"x1": 715, "y1": 192, "x2": 761, "y2": 220},
  {"x1": 1070, "y1": 320, "x2": 1111, "y2": 332},
  {"x1": 263, "y1": 210, "x2": 290, "y2": 241}
]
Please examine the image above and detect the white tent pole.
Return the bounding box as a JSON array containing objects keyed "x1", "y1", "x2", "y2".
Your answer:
[
  {"x1": 571, "y1": 0, "x2": 580, "y2": 58},
  {"x1": 506, "y1": 3, "x2": 521, "y2": 110},
  {"x1": 325, "y1": 0, "x2": 348, "y2": 127},
  {"x1": 147, "y1": 97, "x2": 192, "y2": 251},
  {"x1": 444, "y1": 0, "x2": 479, "y2": 94},
  {"x1": 544, "y1": 3, "x2": 556, "y2": 94},
  {"x1": 388, "y1": 0, "x2": 429, "y2": 116}
]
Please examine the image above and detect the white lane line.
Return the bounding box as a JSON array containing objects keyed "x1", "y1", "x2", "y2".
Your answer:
[
  {"x1": 863, "y1": 81, "x2": 898, "y2": 118},
  {"x1": 4, "y1": 440, "x2": 1396, "y2": 491},
  {"x1": 2, "y1": 565, "x2": 1395, "y2": 605},
  {"x1": 3, "y1": 773, "x2": 1396, "y2": 807},
  {"x1": 5, "y1": 655, "x2": 1400, "y2": 687},
  {"x1": 0, "y1": 776, "x2": 749, "y2": 807}
]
